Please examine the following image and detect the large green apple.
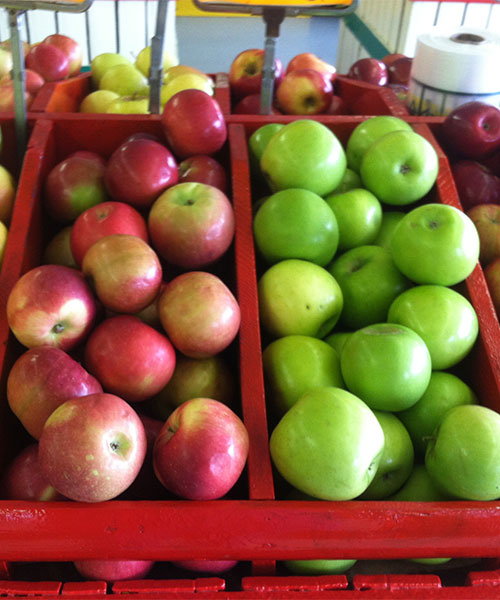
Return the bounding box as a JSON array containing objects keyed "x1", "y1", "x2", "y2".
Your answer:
[
  {"x1": 425, "y1": 404, "x2": 500, "y2": 501},
  {"x1": 340, "y1": 323, "x2": 432, "y2": 412},
  {"x1": 284, "y1": 558, "x2": 357, "y2": 575},
  {"x1": 373, "y1": 210, "x2": 405, "y2": 253},
  {"x1": 260, "y1": 120, "x2": 347, "y2": 197},
  {"x1": 324, "y1": 188, "x2": 382, "y2": 252},
  {"x1": 387, "y1": 284, "x2": 479, "y2": 370},
  {"x1": 346, "y1": 115, "x2": 413, "y2": 173},
  {"x1": 262, "y1": 335, "x2": 344, "y2": 416},
  {"x1": 359, "y1": 410, "x2": 414, "y2": 500},
  {"x1": 360, "y1": 130, "x2": 439, "y2": 206},
  {"x1": 398, "y1": 371, "x2": 478, "y2": 456},
  {"x1": 258, "y1": 259, "x2": 343, "y2": 339},
  {"x1": 328, "y1": 244, "x2": 412, "y2": 330},
  {"x1": 253, "y1": 189, "x2": 339, "y2": 266},
  {"x1": 269, "y1": 386, "x2": 385, "y2": 500},
  {"x1": 390, "y1": 203, "x2": 480, "y2": 286}
]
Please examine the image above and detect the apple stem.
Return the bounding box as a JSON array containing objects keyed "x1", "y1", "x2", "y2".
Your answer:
[{"x1": 52, "y1": 323, "x2": 65, "y2": 334}]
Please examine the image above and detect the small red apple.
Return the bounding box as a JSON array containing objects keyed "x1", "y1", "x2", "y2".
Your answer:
[
  {"x1": 74, "y1": 559, "x2": 154, "y2": 582},
  {"x1": 324, "y1": 94, "x2": 347, "y2": 115},
  {"x1": 387, "y1": 56, "x2": 413, "y2": 86},
  {"x1": 452, "y1": 160, "x2": 500, "y2": 210},
  {"x1": 232, "y1": 92, "x2": 281, "y2": 115},
  {"x1": 347, "y1": 57, "x2": 388, "y2": 86},
  {"x1": 276, "y1": 69, "x2": 333, "y2": 115},
  {"x1": 229, "y1": 48, "x2": 284, "y2": 100},
  {"x1": 178, "y1": 154, "x2": 228, "y2": 193},
  {"x1": 286, "y1": 52, "x2": 336, "y2": 82}
]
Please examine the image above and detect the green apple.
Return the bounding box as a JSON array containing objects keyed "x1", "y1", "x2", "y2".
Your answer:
[
  {"x1": 389, "y1": 463, "x2": 450, "y2": 501},
  {"x1": 135, "y1": 45, "x2": 178, "y2": 77},
  {"x1": 360, "y1": 410, "x2": 414, "y2": 500},
  {"x1": 90, "y1": 52, "x2": 132, "y2": 87},
  {"x1": 262, "y1": 335, "x2": 344, "y2": 416},
  {"x1": 258, "y1": 259, "x2": 343, "y2": 339},
  {"x1": 248, "y1": 123, "x2": 284, "y2": 176},
  {"x1": 340, "y1": 323, "x2": 432, "y2": 412},
  {"x1": 390, "y1": 203, "x2": 480, "y2": 286},
  {"x1": 346, "y1": 116, "x2": 413, "y2": 173},
  {"x1": 79, "y1": 90, "x2": 120, "y2": 113},
  {"x1": 330, "y1": 167, "x2": 362, "y2": 194},
  {"x1": 360, "y1": 130, "x2": 439, "y2": 206},
  {"x1": 398, "y1": 371, "x2": 478, "y2": 456},
  {"x1": 323, "y1": 331, "x2": 352, "y2": 356},
  {"x1": 284, "y1": 558, "x2": 357, "y2": 575},
  {"x1": 324, "y1": 188, "x2": 382, "y2": 252},
  {"x1": 328, "y1": 245, "x2": 411, "y2": 330},
  {"x1": 387, "y1": 284, "x2": 479, "y2": 370},
  {"x1": 106, "y1": 95, "x2": 150, "y2": 114},
  {"x1": 99, "y1": 63, "x2": 149, "y2": 97},
  {"x1": 161, "y1": 73, "x2": 214, "y2": 106},
  {"x1": 425, "y1": 404, "x2": 500, "y2": 501},
  {"x1": 373, "y1": 210, "x2": 405, "y2": 253},
  {"x1": 260, "y1": 120, "x2": 347, "y2": 197},
  {"x1": 253, "y1": 189, "x2": 339, "y2": 266},
  {"x1": 269, "y1": 386, "x2": 385, "y2": 500}
]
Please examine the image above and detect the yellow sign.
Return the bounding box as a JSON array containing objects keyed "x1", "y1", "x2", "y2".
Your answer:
[{"x1": 194, "y1": 0, "x2": 352, "y2": 6}]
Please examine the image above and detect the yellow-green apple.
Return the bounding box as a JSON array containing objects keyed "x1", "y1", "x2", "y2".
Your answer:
[
  {"x1": 70, "y1": 200, "x2": 149, "y2": 267},
  {"x1": 152, "y1": 355, "x2": 236, "y2": 418},
  {"x1": 0, "y1": 38, "x2": 30, "y2": 59},
  {"x1": 229, "y1": 48, "x2": 284, "y2": 100},
  {"x1": 39, "y1": 392, "x2": 147, "y2": 503},
  {"x1": 452, "y1": 160, "x2": 500, "y2": 210},
  {"x1": 359, "y1": 410, "x2": 414, "y2": 499},
  {"x1": 346, "y1": 116, "x2": 413, "y2": 173},
  {"x1": 347, "y1": 57, "x2": 388, "y2": 86},
  {"x1": 387, "y1": 284, "x2": 479, "y2": 370},
  {"x1": 148, "y1": 182, "x2": 234, "y2": 269},
  {"x1": 466, "y1": 203, "x2": 500, "y2": 266},
  {"x1": 398, "y1": 371, "x2": 478, "y2": 457},
  {"x1": 286, "y1": 52, "x2": 336, "y2": 81},
  {"x1": 74, "y1": 559, "x2": 155, "y2": 582},
  {"x1": 172, "y1": 560, "x2": 238, "y2": 574},
  {"x1": 43, "y1": 33, "x2": 82, "y2": 77},
  {"x1": 106, "y1": 95, "x2": 150, "y2": 114},
  {"x1": 258, "y1": 259, "x2": 343, "y2": 339},
  {"x1": 440, "y1": 101, "x2": 500, "y2": 160},
  {"x1": 360, "y1": 130, "x2": 439, "y2": 205},
  {"x1": 253, "y1": 188, "x2": 339, "y2": 266},
  {"x1": 340, "y1": 323, "x2": 432, "y2": 412},
  {"x1": 161, "y1": 72, "x2": 214, "y2": 106},
  {"x1": 284, "y1": 559, "x2": 356, "y2": 576},
  {"x1": 0, "y1": 163, "x2": 16, "y2": 224},
  {"x1": 79, "y1": 90, "x2": 120, "y2": 113},
  {"x1": 153, "y1": 397, "x2": 249, "y2": 500},
  {"x1": 178, "y1": 155, "x2": 228, "y2": 193},
  {"x1": 262, "y1": 335, "x2": 344, "y2": 416},
  {"x1": 163, "y1": 65, "x2": 211, "y2": 86},
  {"x1": 276, "y1": 69, "x2": 333, "y2": 115},
  {"x1": 7, "y1": 345, "x2": 102, "y2": 439},
  {"x1": 104, "y1": 135, "x2": 178, "y2": 210},
  {"x1": 99, "y1": 63, "x2": 149, "y2": 96},
  {"x1": 90, "y1": 52, "x2": 132, "y2": 88},
  {"x1": 0, "y1": 46, "x2": 12, "y2": 78},
  {"x1": 162, "y1": 89, "x2": 227, "y2": 159},
  {"x1": 425, "y1": 404, "x2": 500, "y2": 500},
  {"x1": 485, "y1": 256, "x2": 500, "y2": 315},
  {"x1": 44, "y1": 151, "x2": 109, "y2": 223},
  {"x1": 0, "y1": 220, "x2": 7, "y2": 266},
  {"x1": 391, "y1": 203, "x2": 480, "y2": 284},
  {"x1": 157, "y1": 271, "x2": 240, "y2": 358},
  {"x1": 135, "y1": 44, "x2": 178, "y2": 77},
  {"x1": 82, "y1": 234, "x2": 162, "y2": 314},
  {"x1": 0, "y1": 443, "x2": 66, "y2": 501},
  {"x1": 373, "y1": 210, "x2": 405, "y2": 253},
  {"x1": 25, "y1": 42, "x2": 70, "y2": 81},
  {"x1": 324, "y1": 188, "x2": 382, "y2": 251},
  {"x1": 6, "y1": 264, "x2": 97, "y2": 351},
  {"x1": 328, "y1": 244, "x2": 411, "y2": 330},
  {"x1": 270, "y1": 386, "x2": 384, "y2": 500},
  {"x1": 84, "y1": 315, "x2": 176, "y2": 403}
]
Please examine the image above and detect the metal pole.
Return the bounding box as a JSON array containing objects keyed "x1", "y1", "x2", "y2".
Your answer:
[
  {"x1": 260, "y1": 7, "x2": 285, "y2": 115},
  {"x1": 8, "y1": 8, "x2": 27, "y2": 165},
  {"x1": 148, "y1": 0, "x2": 168, "y2": 114}
]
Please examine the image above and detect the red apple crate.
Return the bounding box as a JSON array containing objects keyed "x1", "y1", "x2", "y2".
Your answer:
[
  {"x1": 29, "y1": 70, "x2": 232, "y2": 115},
  {"x1": 1, "y1": 114, "x2": 500, "y2": 598}
]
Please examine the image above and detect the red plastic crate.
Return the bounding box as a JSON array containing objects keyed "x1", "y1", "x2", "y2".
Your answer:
[{"x1": 1, "y1": 115, "x2": 500, "y2": 598}]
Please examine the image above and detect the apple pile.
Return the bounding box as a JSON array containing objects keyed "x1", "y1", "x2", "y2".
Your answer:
[
  {"x1": 0, "y1": 91, "x2": 250, "y2": 518},
  {"x1": 347, "y1": 52, "x2": 413, "y2": 101},
  {"x1": 248, "y1": 116, "x2": 500, "y2": 514}
]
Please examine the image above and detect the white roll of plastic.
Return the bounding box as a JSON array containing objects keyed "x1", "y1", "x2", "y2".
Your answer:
[{"x1": 407, "y1": 27, "x2": 500, "y2": 116}]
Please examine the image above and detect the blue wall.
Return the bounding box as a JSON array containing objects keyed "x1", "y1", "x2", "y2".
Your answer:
[{"x1": 175, "y1": 15, "x2": 340, "y2": 73}]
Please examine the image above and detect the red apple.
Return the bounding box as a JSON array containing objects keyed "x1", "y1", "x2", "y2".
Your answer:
[
  {"x1": 39, "y1": 392, "x2": 147, "y2": 503},
  {"x1": 84, "y1": 315, "x2": 176, "y2": 403},
  {"x1": 482, "y1": 149, "x2": 500, "y2": 177},
  {"x1": 6, "y1": 264, "x2": 97, "y2": 351},
  {"x1": 286, "y1": 52, "x2": 336, "y2": 82},
  {"x1": 74, "y1": 559, "x2": 154, "y2": 582},
  {"x1": 44, "y1": 151, "x2": 109, "y2": 223},
  {"x1": 162, "y1": 89, "x2": 227, "y2": 159},
  {"x1": 82, "y1": 234, "x2": 162, "y2": 314},
  {"x1": 43, "y1": 226, "x2": 78, "y2": 269},
  {"x1": 43, "y1": 34, "x2": 82, "y2": 77},
  {"x1": 104, "y1": 136, "x2": 178, "y2": 210},
  {"x1": 25, "y1": 42, "x2": 70, "y2": 82},
  {"x1": 148, "y1": 181, "x2": 235, "y2": 269},
  {"x1": 153, "y1": 397, "x2": 249, "y2": 500},
  {"x1": 324, "y1": 94, "x2": 347, "y2": 115},
  {"x1": 23, "y1": 69, "x2": 45, "y2": 96},
  {"x1": 232, "y1": 92, "x2": 281, "y2": 115},
  {"x1": 485, "y1": 257, "x2": 500, "y2": 316},
  {"x1": 452, "y1": 160, "x2": 500, "y2": 210},
  {"x1": 440, "y1": 101, "x2": 500, "y2": 160},
  {"x1": 70, "y1": 200, "x2": 149, "y2": 267},
  {"x1": 387, "y1": 56, "x2": 413, "y2": 86},
  {"x1": 173, "y1": 559, "x2": 238, "y2": 573},
  {"x1": 347, "y1": 57, "x2": 389, "y2": 86},
  {"x1": 276, "y1": 69, "x2": 333, "y2": 115},
  {"x1": 158, "y1": 271, "x2": 240, "y2": 359},
  {"x1": 229, "y1": 48, "x2": 284, "y2": 100},
  {"x1": 7, "y1": 345, "x2": 103, "y2": 439},
  {"x1": 466, "y1": 203, "x2": 500, "y2": 265},
  {"x1": 178, "y1": 154, "x2": 228, "y2": 193},
  {"x1": 0, "y1": 82, "x2": 32, "y2": 111}
]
